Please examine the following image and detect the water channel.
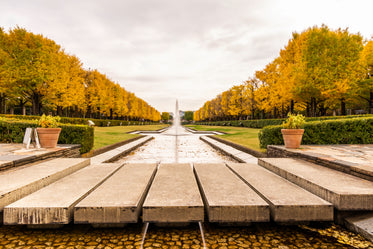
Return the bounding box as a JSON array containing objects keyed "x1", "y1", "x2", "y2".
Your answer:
[{"x1": 0, "y1": 104, "x2": 372, "y2": 248}]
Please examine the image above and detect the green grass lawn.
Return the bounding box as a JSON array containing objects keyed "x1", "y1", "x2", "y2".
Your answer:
[
  {"x1": 93, "y1": 124, "x2": 169, "y2": 150},
  {"x1": 185, "y1": 124, "x2": 265, "y2": 153}
]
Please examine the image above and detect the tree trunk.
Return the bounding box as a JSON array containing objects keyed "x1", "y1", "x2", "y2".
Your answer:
[
  {"x1": 0, "y1": 93, "x2": 5, "y2": 114},
  {"x1": 57, "y1": 106, "x2": 63, "y2": 116},
  {"x1": 290, "y1": 100, "x2": 294, "y2": 114},
  {"x1": 281, "y1": 104, "x2": 285, "y2": 118},
  {"x1": 340, "y1": 98, "x2": 346, "y2": 116},
  {"x1": 311, "y1": 97, "x2": 317, "y2": 117},
  {"x1": 370, "y1": 92, "x2": 373, "y2": 114},
  {"x1": 32, "y1": 93, "x2": 42, "y2": 115}
]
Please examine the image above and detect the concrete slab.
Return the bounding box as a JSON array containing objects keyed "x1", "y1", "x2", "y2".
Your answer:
[
  {"x1": 194, "y1": 163, "x2": 269, "y2": 223},
  {"x1": 200, "y1": 136, "x2": 257, "y2": 163},
  {"x1": 0, "y1": 158, "x2": 90, "y2": 212},
  {"x1": 74, "y1": 163, "x2": 157, "y2": 224},
  {"x1": 259, "y1": 158, "x2": 373, "y2": 210},
  {"x1": 227, "y1": 163, "x2": 333, "y2": 222},
  {"x1": 0, "y1": 144, "x2": 81, "y2": 172},
  {"x1": 90, "y1": 136, "x2": 152, "y2": 164},
  {"x1": 3, "y1": 163, "x2": 122, "y2": 225},
  {"x1": 143, "y1": 163, "x2": 204, "y2": 223},
  {"x1": 267, "y1": 144, "x2": 373, "y2": 181},
  {"x1": 344, "y1": 213, "x2": 373, "y2": 242}
]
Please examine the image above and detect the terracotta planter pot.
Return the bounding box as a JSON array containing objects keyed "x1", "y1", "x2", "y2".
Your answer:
[
  {"x1": 281, "y1": 129, "x2": 304, "y2": 149},
  {"x1": 36, "y1": 128, "x2": 61, "y2": 148}
]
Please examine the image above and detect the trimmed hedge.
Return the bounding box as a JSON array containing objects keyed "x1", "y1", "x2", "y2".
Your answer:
[
  {"x1": 259, "y1": 117, "x2": 373, "y2": 148},
  {"x1": 196, "y1": 114, "x2": 373, "y2": 129},
  {"x1": 0, "y1": 114, "x2": 159, "y2": 127},
  {"x1": 0, "y1": 119, "x2": 93, "y2": 154}
]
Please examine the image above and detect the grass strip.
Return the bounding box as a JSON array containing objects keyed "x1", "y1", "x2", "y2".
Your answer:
[
  {"x1": 94, "y1": 124, "x2": 168, "y2": 150},
  {"x1": 186, "y1": 125, "x2": 265, "y2": 153}
]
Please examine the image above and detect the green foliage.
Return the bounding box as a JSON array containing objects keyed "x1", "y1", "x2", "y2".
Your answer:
[
  {"x1": 196, "y1": 114, "x2": 373, "y2": 129},
  {"x1": 0, "y1": 118, "x2": 93, "y2": 153},
  {"x1": 184, "y1": 111, "x2": 194, "y2": 121},
  {"x1": 38, "y1": 114, "x2": 61, "y2": 128},
  {"x1": 259, "y1": 117, "x2": 373, "y2": 148},
  {"x1": 282, "y1": 113, "x2": 305, "y2": 129},
  {"x1": 58, "y1": 124, "x2": 94, "y2": 154},
  {"x1": 0, "y1": 114, "x2": 158, "y2": 127},
  {"x1": 161, "y1": 112, "x2": 170, "y2": 121}
]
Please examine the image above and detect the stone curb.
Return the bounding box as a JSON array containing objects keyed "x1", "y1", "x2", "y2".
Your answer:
[
  {"x1": 267, "y1": 145, "x2": 373, "y2": 182},
  {"x1": 206, "y1": 135, "x2": 266, "y2": 158},
  {"x1": 184, "y1": 127, "x2": 227, "y2": 135},
  {"x1": 0, "y1": 144, "x2": 81, "y2": 172},
  {"x1": 81, "y1": 135, "x2": 146, "y2": 158},
  {"x1": 126, "y1": 127, "x2": 169, "y2": 134}
]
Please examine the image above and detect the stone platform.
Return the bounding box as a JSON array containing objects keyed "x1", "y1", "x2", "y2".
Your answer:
[
  {"x1": 4, "y1": 163, "x2": 122, "y2": 225},
  {"x1": 194, "y1": 163, "x2": 269, "y2": 223},
  {"x1": 0, "y1": 144, "x2": 81, "y2": 171},
  {"x1": 143, "y1": 163, "x2": 204, "y2": 223},
  {"x1": 74, "y1": 163, "x2": 157, "y2": 224},
  {"x1": 259, "y1": 158, "x2": 373, "y2": 210},
  {"x1": 0, "y1": 158, "x2": 90, "y2": 213},
  {"x1": 267, "y1": 144, "x2": 373, "y2": 181},
  {"x1": 227, "y1": 163, "x2": 333, "y2": 222}
]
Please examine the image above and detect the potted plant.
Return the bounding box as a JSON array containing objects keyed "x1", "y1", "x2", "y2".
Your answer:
[
  {"x1": 37, "y1": 114, "x2": 61, "y2": 148},
  {"x1": 281, "y1": 113, "x2": 306, "y2": 149}
]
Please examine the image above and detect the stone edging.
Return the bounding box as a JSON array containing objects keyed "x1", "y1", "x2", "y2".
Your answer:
[
  {"x1": 0, "y1": 144, "x2": 81, "y2": 172},
  {"x1": 126, "y1": 127, "x2": 169, "y2": 134},
  {"x1": 206, "y1": 135, "x2": 266, "y2": 158},
  {"x1": 82, "y1": 135, "x2": 146, "y2": 158},
  {"x1": 184, "y1": 127, "x2": 227, "y2": 135},
  {"x1": 267, "y1": 145, "x2": 373, "y2": 182}
]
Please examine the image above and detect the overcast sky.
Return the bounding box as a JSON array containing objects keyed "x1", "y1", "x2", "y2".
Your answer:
[{"x1": 1, "y1": 0, "x2": 372, "y2": 112}]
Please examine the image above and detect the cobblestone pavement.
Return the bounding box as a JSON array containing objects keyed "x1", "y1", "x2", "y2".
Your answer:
[{"x1": 0, "y1": 223, "x2": 372, "y2": 249}]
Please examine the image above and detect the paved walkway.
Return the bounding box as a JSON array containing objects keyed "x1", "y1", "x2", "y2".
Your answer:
[
  {"x1": 267, "y1": 144, "x2": 373, "y2": 181},
  {"x1": 0, "y1": 143, "x2": 80, "y2": 171}
]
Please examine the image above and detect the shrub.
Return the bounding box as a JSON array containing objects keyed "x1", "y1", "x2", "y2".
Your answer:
[
  {"x1": 282, "y1": 113, "x2": 305, "y2": 129},
  {"x1": 0, "y1": 118, "x2": 93, "y2": 153},
  {"x1": 195, "y1": 114, "x2": 373, "y2": 129},
  {"x1": 38, "y1": 114, "x2": 61, "y2": 128},
  {"x1": 0, "y1": 114, "x2": 160, "y2": 127},
  {"x1": 58, "y1": 124, "x2": 94, "y2": 154},
  {"x1": 259, "y1": 117, "x2": 373, "y2": 148}
]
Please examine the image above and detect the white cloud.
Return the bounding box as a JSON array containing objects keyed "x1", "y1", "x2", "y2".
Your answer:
[{"x1": 0, "y1": 0, "x2": 372, "y2": 112}]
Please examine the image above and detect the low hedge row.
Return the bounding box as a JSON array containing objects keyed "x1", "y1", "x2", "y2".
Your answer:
[
  {"x1": 258, "y1": 117, "x2": 373, "y2": 148},
  {"x1": 0, "y1": 119, "x2": 94, "y2": 154},
  {"x1": 196, "y1": 114, "x2": 373, "y2": 129},
  {"x1": 0, "y1": 114, "x2": 159, "y2": 127}
]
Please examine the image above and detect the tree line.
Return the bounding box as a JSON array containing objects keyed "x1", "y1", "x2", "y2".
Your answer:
[
  {"x1": 194, "y1": 25, "x2": 373, "y2": 121},
  {"x1": 0, "y1": 27, "x2": 161, "y2": 121}
]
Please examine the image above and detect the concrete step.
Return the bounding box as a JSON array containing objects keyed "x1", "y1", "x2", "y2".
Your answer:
[
  {"x1": 143, "y1": 163, "x2": 204, "y2": 223},
  {"x1": 194, "y1": 163, "x2": 269, "y2": 223},
  {"x1": 344, "y1": 213, "x2": 373, "y2": 242},
  {"x1": 267, "y1": 145, "x2": 373, "y2": 182},
  {"x1": 0, "y1": 158, "x2": 90, "y2": 214},
  {"x1": 227, "y1": 163, "x2": 333, "y2": 222},
  {"x1": 259, "y1": 158, "x2": 373, "y2": 211},
  {"x1": 90, "y1": 136, "x2": 153, "y2": 164},
  {"x1": 3, "y1": 163, "x2": 122, "y2": 225},
  {"x1": 74, "y1": 163, "x2": 157, "y2": 225}
]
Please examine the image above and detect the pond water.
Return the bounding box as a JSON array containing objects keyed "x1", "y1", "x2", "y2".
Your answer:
[{"x1": 116, "y1": 132, "x2": 236, "y2": 164}]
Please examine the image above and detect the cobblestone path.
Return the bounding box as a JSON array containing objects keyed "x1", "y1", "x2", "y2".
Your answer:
[{"x1": 0, "y1": 223, "x2": 372, "y2": 248}]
